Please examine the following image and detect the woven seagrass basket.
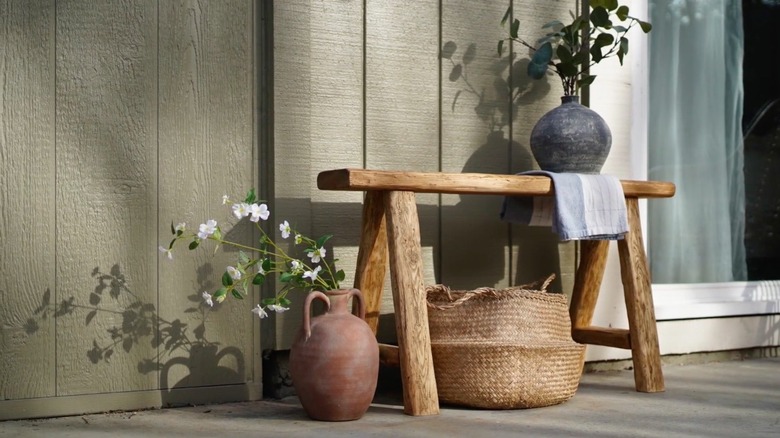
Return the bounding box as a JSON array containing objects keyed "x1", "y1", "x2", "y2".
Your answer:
[{"x1": 426, "y1": 274, "x2": 585, "y2": 409}]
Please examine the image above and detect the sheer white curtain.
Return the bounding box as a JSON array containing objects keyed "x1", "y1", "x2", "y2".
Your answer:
[{"x1": 648, "y1": 0, "x2": 747, "y2": 283}]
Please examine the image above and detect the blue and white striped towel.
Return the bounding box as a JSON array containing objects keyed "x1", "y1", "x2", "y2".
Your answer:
[{"x1": 500, "y1": 171, "x2": 628, "y2": 241}]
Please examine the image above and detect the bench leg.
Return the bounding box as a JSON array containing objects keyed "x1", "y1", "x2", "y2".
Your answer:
[
  {"x1": 384, "y1": 190, "x2": 439, "y2": 416},
  {"x1": 618, "y1": 198, "x2": 665, "y2": 392},
  {"x1": 353, "y1": 191, "x2": 388, "y2": 334}
]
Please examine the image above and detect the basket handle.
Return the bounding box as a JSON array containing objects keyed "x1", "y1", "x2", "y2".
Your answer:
[{"x1": 426, "y1": 273, "x2": 556, "y2": 311}]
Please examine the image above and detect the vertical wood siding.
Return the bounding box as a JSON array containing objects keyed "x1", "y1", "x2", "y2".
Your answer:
[
  {"x1": 0, "y1": 0, "x2": 56, "y2": 401},
  {"x1": 1, "y1": 0, "x2": 255, "y2": 415}
]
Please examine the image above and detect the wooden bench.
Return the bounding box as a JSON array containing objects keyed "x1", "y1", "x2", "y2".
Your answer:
[{"x1": 317, "y1": 168, "x2": 676, "y2": 416}]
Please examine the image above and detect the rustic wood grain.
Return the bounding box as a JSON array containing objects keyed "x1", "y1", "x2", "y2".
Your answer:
[
  {"x1": 0, "y1": 0, "x2": 56, "y2": 400},
  {"x1": 618, "y1": 198, "x2": 665, "y2": 392},
  {"x1": 570, "y1": 240, "x2": 610, "y2": 328},
  {"x1": 378, "y1": 343, "x2": 401, "y2": 368},
  {"x1": 572, "y1": 327, "x2": 631, "y2": 349},
  {"x1": 353, "y1": 191, "x2": 388, "y2": 334},
  {"x1": 318, "y1": 168, "x2": 676, "y2": 198},
  {"x1": 158, "y1": 0, "x2": 254, "y2": 389},
  {"x1": 384, "y1": 191, "x2": 439, "y2": 416}
]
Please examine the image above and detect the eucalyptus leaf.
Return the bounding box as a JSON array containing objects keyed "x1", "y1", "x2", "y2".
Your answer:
[
  {"x1": 590, "y1": 7, "x2": 610, "y2": 28},
  {"x1": 639, "y1": 21, "x2": 652, "y2": 33},
  {"x1": 616, "y1": 5, "x2": 629, "y2": 20},
  {"x1": 594, "y1": 33, "x2": 614, "y2": 47}
]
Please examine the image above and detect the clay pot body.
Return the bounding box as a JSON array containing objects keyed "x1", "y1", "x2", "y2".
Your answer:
[
  {"x1": 289, "y1": 288, "x2": 379, "y2": 421},
  {"x1": 530, "y1": 95, "x2": 612, "y2": 174}
]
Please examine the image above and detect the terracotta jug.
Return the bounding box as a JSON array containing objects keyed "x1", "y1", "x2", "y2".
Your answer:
[{"x1": 289, "y1": 288, "x2": 379, "y2": 421}]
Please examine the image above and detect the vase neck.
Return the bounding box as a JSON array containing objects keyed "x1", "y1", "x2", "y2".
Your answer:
[
  {"x1": 561, "y1": 95, "x2": 580, "y2": 105},
  {"x1": 324, "y1": 289, "x2": 350, "y2": 313}
]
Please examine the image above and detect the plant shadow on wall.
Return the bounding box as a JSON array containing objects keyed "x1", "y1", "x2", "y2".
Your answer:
[
  {"x1": 24, "y1": 264, "x2": 245, "y2": 404},
  {"x1": 439, "y1": 40, "x2": 566, "y2": 289}
]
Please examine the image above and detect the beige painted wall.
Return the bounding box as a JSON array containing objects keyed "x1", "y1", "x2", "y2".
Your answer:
[{"x1": 1, "y1": 0, "x2": 257, "y2": 420}]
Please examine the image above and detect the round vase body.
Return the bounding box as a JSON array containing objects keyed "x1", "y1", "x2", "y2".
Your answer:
[
  {"x1": 529, "y1": 95, "x2": 612, "y2": 174},
  {"x1": 289, "y1": 289, "x2": 379, "y2": 421}
]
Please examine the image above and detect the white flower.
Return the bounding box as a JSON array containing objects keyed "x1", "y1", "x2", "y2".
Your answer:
[
  {"x1": 175, "y1": 222, "x2": 186, "y2": 232},
  {"x1": 290, "y1": 260, "x2": 303, "y2": 272},
  {"x1": 197, "y1": 219, "x2": 218, "y2": 239},
  {"x1": 232, "y1": 203, "x2": 250, "y2": 219},
  {"x1": 308, "y1": 246, "x2": 326, "y2": 264},
  {"x1": 257, "y1": 262, "x2": 266, "y2": 276},
  {"x1": 248, "y1": 203, "x2": 270, "y2": 222},
  {"x1": 303, "y1": 266, "x2": 322, "y2": 282},
  {"x1": 158, "y1": 245, "x2": 173, "y2": 260},
  {"x1": 202, "y1": 291, "x2": 214, "y2": 307},
  {"x1": 251, "y1": 304, "x2": 268, "y2": 319},
  {"x1": 222, "y1": 195, "x2": 230, "y2": 205},
  {"x1": 294, "y1": 234, "x2": 303, "y2": 244},
  {"x1": 268, "y1": 304, "x2": 289, "y2": 313},
  {"x1": 227, "y1": 266, "x2": 242, "y2": 280},
  {"x1": 279, "y1": 221, "x2": 291, "y2": 239}
]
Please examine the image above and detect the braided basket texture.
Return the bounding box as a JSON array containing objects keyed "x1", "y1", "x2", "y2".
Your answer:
[{"x1": 426, "y1": 275, "x2": 584, "y2": 409}]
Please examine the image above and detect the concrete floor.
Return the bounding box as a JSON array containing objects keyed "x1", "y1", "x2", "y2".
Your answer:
[{"x1": 1, "y1": 357, "x2": 778, "y2": 437}]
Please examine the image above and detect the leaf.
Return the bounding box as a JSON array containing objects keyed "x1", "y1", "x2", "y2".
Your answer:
[
  {"x1": 557, "y1": 61, "x2": 578, "y2": 77},
  {"x1": 168, "y1": 238, "x2": 176, "y2": 250},
  {"x1": 616, "y1": 5, "x2": 629, "y2": 21},
  {"x1": 594, "y1": 33, "x2": 614, "y2": 48},
  {"x1": 85, "y1": 310, "x2": 97, "y2": 326},
  {"x1": 497, "y1": 39, "x2": 504, "y2": 57},
  {"x1": 253, "y1": 273, "x2": 265, "y2": 285},
  {"x1": 590, "y1": 6, "x2": 611, "y2": 28},
  {"x1": 462, "y1": 43, "x2": 476, "y2": 65},
  {"x1": 315, "y1": 234, "x2": 333, "y2": 248},
  {"x1": 556, "y1": 45, "x2": 573, "y2": 63},
  {"x1": 262, "y1": 258, "x2": 272, "y2": 271},
  {"x1": 590, "y1": 45, "x2": 604, "y2": 63},
  {"x1": 89, "y1": 292, "x2": 101, "y2": 306},
  {"x1": 280, "y1": 272, "x2": 295, "y2": 283},
  {"x1": 279, "y1": 297, "x2": 292, "y2": 307},
  {"x1": 244, "y1": 188, "x2": 257, "y2": 204},
  {"x1": 639, "y1": 20, "x2": 652, "y2": 33},
  {"x1": 448, "y1": 64, "x2": 462, "y2": 82},
  {"x1": 441, "y1": 41, "x2": 457, "y2": 59},
  {"x1": 541, "y1": 19, "x2": 564, "y2": 30},
  {"x1": 335, "y1": 270, "x2": 346, "y2": 282},
  {"x1": 231, "y1": 289, "x2": 244, "y2": 299},
  {"x1": 527, "y1": 42, "x2": 553, "y2": 79},
  {"x1": 239, "y1": 251, "x2": 250, "y2": 265},
  {"x1": 170, "y1": 222, "x2": 176, "y2": 235},
  {"x1": 214, "y1": 287, "x2": 227, "y2": 299},
  {"x1": 188, "y1": 240, "x2": 199, "y2": 250},
  {"x1": 620, "y1": 36, "x2": 629, "y2": 57},
  {"x1": 123, "y1": 337, "x2": 133, "y2": 353},
  {"x1": 578, "y1": 74, "x2": 596, "y2": 89},
  {"x1": 222, "y1": 271, "x2": 234, "y2": 287}
]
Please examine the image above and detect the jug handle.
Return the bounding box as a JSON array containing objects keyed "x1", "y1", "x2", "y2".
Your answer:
[{"x1": 302, "y1": 291, "x2": 329, "y2": 340}]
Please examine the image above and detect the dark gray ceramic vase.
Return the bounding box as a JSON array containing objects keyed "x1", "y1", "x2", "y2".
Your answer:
[{"x1": 529, "y1": 95, "x2": 612, "y2": 174}]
